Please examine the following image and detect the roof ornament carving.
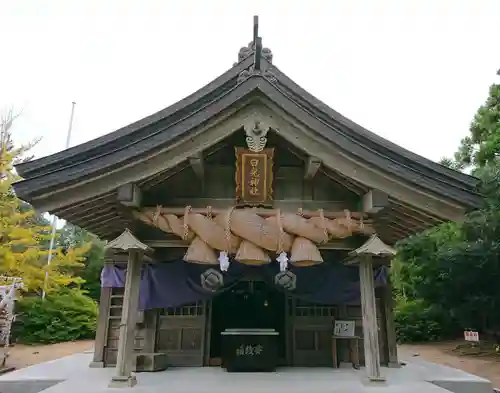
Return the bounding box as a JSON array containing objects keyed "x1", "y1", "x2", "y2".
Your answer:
[
  {"x1": 237, "y1": 65, "x2": 277, "y2": 84},
  {"x1": 244, "y1": 120, "x2": 270, "y2": 152},
  {"x1": 237, "y1": 42, "x2": 254, "y2": 63},
  {"x1": 237, "y1": 42, "x2": 273, "y2": 64}
]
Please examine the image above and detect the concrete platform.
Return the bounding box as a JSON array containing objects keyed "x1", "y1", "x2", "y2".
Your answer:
[{"x1": 0, "y1": 352, "x2": 493, "y2": 393}]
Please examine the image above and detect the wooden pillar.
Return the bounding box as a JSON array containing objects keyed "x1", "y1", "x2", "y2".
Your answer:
[
  {"x1": 359, "y1": 256, "x2": 384, "y2": 382},
  {"x1": 89, "y1": 286, "x2": 111, "y2": 368},
  {"x1": 383, "y1": 278, "x2": 399, "y2": 367},
  {"x1": 109, "y1": 250, "x2": 142, "y2": 388}
]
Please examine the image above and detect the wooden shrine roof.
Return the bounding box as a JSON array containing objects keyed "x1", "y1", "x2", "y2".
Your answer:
[{"x1": 13, "y1": 18, "x2": 483, "y2": 242}]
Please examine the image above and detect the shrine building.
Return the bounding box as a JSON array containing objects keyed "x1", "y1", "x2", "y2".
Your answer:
[{"x1": 13, "y1": 17, "x2": 482, "y2": 388}]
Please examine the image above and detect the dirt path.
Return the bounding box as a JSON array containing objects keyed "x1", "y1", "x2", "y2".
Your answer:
[
  {"x1": 5, "y1": 340, "x2": 94, "y2": 370},
  {"x1": 400, "y1": 342, "x2": 500, "y2": 388}
]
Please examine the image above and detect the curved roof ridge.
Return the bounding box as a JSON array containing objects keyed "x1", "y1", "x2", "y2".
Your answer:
[
  {"x1": 263, "y1": 59, "x2": 478, "y2": 189},
  {"x1": 266, "y1": 78, "x2": 480, "y2": 199},
  {"x1": 17, "y1": 56, "x2": 255, "y2": 178},
  {"x1": 257, "y1": 79, "x2": 481, "y2": 208},
  {"x1": 16, "y1": 73, "x2": 259, "y2": 187}
]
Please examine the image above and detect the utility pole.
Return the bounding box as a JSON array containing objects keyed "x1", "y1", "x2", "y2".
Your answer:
[{"x1": 42, "y1": 102, "x2": 76, "y2": 299}]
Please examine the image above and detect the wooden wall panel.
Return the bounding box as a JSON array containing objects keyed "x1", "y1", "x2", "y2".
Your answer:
[
  {"x1": 155, "y1": 301, "x2": 207, "y2": 367},
  {"x1": 288, "y1": 297, "x2": 387, "y2": 368}
]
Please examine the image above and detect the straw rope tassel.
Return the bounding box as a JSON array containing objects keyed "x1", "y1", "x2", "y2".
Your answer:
[
  {"x1": 153, "y1": 205, "x2": 162, "y2": 224},
  {"x1": 275, "y1": 209, "x2": 288, "y2": 272},
  {"x1": 319, "y1": 209, "x2": 329, "y2": 244},
  {"x1": 183, "y1": 206, "x2": 192, "y2": 241},
  {"x1": 218, "y1": 207, "x2": 234, "y2": 272}
]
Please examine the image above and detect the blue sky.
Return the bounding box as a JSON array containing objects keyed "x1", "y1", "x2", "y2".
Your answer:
[{"x1": 1, "y1": 0, "x2": 499, "y2": 163}]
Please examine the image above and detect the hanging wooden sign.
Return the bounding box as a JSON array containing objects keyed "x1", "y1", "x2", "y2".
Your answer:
[{"x1": 235, "y1": 147, "x2": 274, "y2": 206}]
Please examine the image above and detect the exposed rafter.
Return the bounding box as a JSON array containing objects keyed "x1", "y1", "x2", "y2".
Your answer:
[
  {"x1": 53, "y1": 193, "x2": 114, "y2": 216},
  {"x1": 320, "y1": 168, "x2": 366, "y2": 195}
]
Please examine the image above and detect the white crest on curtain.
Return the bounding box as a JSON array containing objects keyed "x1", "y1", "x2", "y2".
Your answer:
[
  {"x1": 218, "y1": 251, "x2": 230, "y2": 272},
  {"x1": 276, "y1": 252, "x2": 288, "y2": 272}
]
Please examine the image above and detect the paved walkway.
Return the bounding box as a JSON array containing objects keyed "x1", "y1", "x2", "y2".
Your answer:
[
  {"x1": 0, "y1": 351, "x2": 493, "y2": 393},
  {"x1": 400, "y1": 343, "x2": 500, "y2": 389}
]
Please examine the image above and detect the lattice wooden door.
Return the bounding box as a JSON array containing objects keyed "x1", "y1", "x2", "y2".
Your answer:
[{"x1": 156, "y1": 301, "x2": 208, "y2": 367}]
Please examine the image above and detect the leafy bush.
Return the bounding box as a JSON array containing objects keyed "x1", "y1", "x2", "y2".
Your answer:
[
  {"x1": 394, "y1": 299, "x2": 457, "y2": 343},
  {"x1": 14, "y1": 288, "x2": 98, "y2": 344}
]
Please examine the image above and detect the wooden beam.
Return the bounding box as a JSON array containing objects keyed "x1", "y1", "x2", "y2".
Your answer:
[
  {"x1": 117, "y1": 183, "x2": 142, "y2": 208},
  {"x1": 145, "y1": 198, "x2": 353, "y2": 214},
  {"x1": 144, "y1": 205, "x2": 366, "y2": 220},
  {"x1": 188, "y1": 153, "x2": 204, "y2": 180},
  {"x1": 144, "y1": 238, "x2": 361, "y2": 250},
  {"x1": 363, "y1": 190, "x2": 389, "y2": 215},
  {"x1": 304, "y1": 156, "x2": 321, "y2": 180}
]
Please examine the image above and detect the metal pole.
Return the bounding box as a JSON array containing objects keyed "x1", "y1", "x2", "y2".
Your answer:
[{"x1": 42, "y1": 102, "x2": 76, "y2": 299}]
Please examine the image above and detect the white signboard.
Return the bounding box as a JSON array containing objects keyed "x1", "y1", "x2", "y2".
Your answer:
[
  {"x1": 464, "y1": 330, "x2": 479, "y2": 342},
  {"x1": 334, "y1": 320, "x2": 355, "y2": 337}
]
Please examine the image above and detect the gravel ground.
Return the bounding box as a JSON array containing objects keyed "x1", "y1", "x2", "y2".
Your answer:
[{"x1": 4, "y1": 340, "x2": 94, "y2": 370}]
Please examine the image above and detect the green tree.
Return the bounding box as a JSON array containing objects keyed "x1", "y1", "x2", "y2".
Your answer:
[
  {"x1": 58, "y1": 223, "x2": 105, "y2": 301},
  {"x1": 0, "y1": 111, "x2": 89, "y2": 294},
  {"x1": 395, "y1": 72, "x2": 500, "y2": 343},
  {"x1": 394, "y1": 205, "x2": 500, "y2": 339},
  {"x1": 15, "y1": 288, "x2": 98, "y2": 344},
  {"x1": 444, "y1": 77, "x2": 500, "y2": 169}
]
